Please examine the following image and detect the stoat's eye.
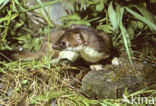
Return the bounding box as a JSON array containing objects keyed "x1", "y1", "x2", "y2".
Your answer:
[{"x1": 60, "y1": 41, "x2": 67, "y2": 46}]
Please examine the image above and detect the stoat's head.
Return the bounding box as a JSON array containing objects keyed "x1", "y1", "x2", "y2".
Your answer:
[{"x1": 53, "y1": 27, "x2": 85, "y2": 51}]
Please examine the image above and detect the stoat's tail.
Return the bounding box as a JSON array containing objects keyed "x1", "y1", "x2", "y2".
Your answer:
[{"x1": 11, "y1": 52, "x2": 40, "y2": 61}]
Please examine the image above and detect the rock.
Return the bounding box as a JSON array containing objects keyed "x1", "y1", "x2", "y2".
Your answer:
[
  {"x1": 26, "y1": 0, "x2": 69, "y2": 25},
  {"x1": 48, "y1": 2, "x2": 67, "y2": 25},
  {"x1": 81, "y1": 69, "x2": 141, "y2": 99},
  {"x1": 81, "y1": 57, "x2": 156, "y2": 99}
]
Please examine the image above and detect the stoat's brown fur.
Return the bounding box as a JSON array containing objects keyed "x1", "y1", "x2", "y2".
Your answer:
[
  {"x1": 12, "y1": 24, "x2": 113, "y2": 63},
  {"x1": 53, "y1": 24, "x2": 113, "y2": 63},
  {"x1": 11, "y1": 29, "x2": 79, "y2": 63}
]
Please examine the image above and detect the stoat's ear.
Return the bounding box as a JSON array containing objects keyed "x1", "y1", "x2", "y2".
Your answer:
[
  {"x1": 73, "y1": 32, "x2": 84, "y2": 44},
  {"x1": 69, "y1": 23, "x2": 77, "y2": 29}
]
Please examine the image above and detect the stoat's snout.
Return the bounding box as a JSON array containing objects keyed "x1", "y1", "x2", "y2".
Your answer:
[
  {"x1": 53, "y1": 41, "x2": 69, "y2": 50},
  {"x1": 53, "y1": 24, "x2": 113, "y2": 63},
  {"x1": 53, "y1": 29, "x2": 84, "y2": 50}
]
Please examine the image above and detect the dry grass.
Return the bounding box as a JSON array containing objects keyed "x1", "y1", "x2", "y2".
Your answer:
[
  {"x1": 0, "y1": 0, "x2": 156, "y2": 105},
  {"x1": 0, "y1": 60, "x2": 82, "y2": 105}
]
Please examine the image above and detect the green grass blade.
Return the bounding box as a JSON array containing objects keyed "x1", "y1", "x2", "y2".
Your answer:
[
  {"x1": 119, "y1": 7, "x2": 137, "y2": 75},
  {"x1": 0, "y1": 25, "x2": 5, "y2": 28},
  {"x1": 14, "y1": 0, "x2": 27, "y2": 12},
  {"x1": 20, "y1": 0, "x2": 61, "y2": 13},
  {"x1": 119, "y1": 24, "x2": 133, "y2": 66},
  {"x1": 36, "y1": 0, "x2": 54, "y2": 27},
  {"x1": 0, "y1": 0, "x2": 10, "y2": 10},
  {"x1": 108, "y1": 2, "x2": 119, "y2": 32},
  {"x1": 134, "y1": 6, "x2": 156, "y2": 33},
  {"x1": 125, "y1": 7, "x2": 156, "y2": 32}
]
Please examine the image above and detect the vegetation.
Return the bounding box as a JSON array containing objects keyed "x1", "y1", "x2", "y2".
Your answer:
[{"x1": 0, "y1": 0, "x2": 155, "y2": 105}]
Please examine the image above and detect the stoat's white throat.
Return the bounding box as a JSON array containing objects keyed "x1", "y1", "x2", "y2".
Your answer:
[
  {"x1": 51, "y1": 51, "x2": 79, "y2": 63},
  {"x1": 65, "y1": 46, "x2": 110, "y2": 63}
]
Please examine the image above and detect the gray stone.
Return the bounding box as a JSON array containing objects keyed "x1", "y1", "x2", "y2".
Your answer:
[
  {"x1": 82, "y1": 69, "x2": 141, "y2": 99},
  {"x1": 82, "y1": 58, "x2": 156, "y2": 99},
  {"x1": 26, "y1": 0, "x2": 69, "y2": 25}
]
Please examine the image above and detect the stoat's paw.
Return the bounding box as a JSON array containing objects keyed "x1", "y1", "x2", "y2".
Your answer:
[
  {"x1": 51, "y1": 51, "x2": 79, "y2": 64},
  {"x1": 111, "y1": 57, "x2": 122, "y2": 66},
  {"x1": 90, "y1": 64, "x2": 103, "y2": 71},
  {"x1": 59, "y1": 51, "x2": 79, "y2": 62}
]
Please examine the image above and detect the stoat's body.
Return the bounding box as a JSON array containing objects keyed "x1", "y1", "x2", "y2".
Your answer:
[
  {"x1": 11, "y1": 29, "x2": 79, "y2": 63},
  {"x1": 72, "y1": 46, "x2": 109, "y2": 63},
  {"x1": 53, "y1": 24, "x2": 113, "y2": 63},
  {"x1": 12, "y1": 24, "x2": 113, "y2": 63}
]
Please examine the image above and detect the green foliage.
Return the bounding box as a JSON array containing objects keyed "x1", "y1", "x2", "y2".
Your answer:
[
  {"x1": 61, "y1": 14, "x2": 91, "y2": 27},
  {"x1": 62, "y1": 0, "x2": 156, "y2": 72},
  {"x1": 108, "y1": 2, "x2": 120, "y2": 33},
  {"x1": 1, "y1": 0, "x2": 155, "y2": 56},
  {"x1": 0, "y1": 0, "x2": 59, "y2": 51},
  {"x1": 126, "y1": 7, "x2": 156, "y2": 32},
  {"x1": 0, "y1": 0, "x2": 155, "y2": 105},
  {"x1": 0, "y1": 0, "x2": 28, "y2": 50}
]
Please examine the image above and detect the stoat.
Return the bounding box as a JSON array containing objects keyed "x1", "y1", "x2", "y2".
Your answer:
[
  {"x1": 11, "y1": 24, "x2": 113, "y2": 64},
  {"x1": 11, "y1": 29, "x2": 79, "y2": 63},
  {"x1": 53, "y1": 24, "x2": 113, "y2": 63}
]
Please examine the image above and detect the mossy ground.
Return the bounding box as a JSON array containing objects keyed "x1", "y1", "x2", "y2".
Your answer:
[
  {"x1": 0, "y1": 54, "x2": 155, "y2": 105},
  {"x1": 0, "y1": 60, "x2": 112, "y2": 105},
  {"x1": 0, "y1": 0, "x2": 156, "y2": 105}
]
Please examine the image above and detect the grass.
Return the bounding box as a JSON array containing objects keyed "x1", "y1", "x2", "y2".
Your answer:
[
  {"x1": 0, "y1": 60, "x2": 123, "y2": 105},
  {"x1": 0, "y1": 0, "x2": 156, "y2": 105}
]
